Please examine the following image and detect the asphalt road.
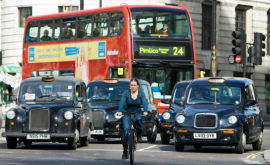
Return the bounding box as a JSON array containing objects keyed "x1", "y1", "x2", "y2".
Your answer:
[{"x1": 0, "y1": 126, "x2": 269, "y2": 165}]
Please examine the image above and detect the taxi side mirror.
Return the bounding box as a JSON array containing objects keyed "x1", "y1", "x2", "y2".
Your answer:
[
  {"x1": 174, "y1": 100, "x2": 183, "y2": 105},
  {"x1": 246, "y1": 99, "x2": 257, "y2": 106},
  {"x1": 10, "y1": 95, "x2": 17, "y2": 101},
  {"x1": 161, "y1": 99, "x2": 170, "y2": 104}
]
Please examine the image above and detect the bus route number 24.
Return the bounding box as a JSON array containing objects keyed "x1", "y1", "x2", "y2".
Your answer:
[{"x1": 173, "y1": 47, "x2": 185, "y2": 56}]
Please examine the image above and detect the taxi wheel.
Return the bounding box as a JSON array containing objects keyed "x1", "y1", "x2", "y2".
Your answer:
[
  {"x1": 7, "y1": 137, "x2": 17, "y2": 149},
  {"x1": 161, "y1": 136, "x2": 170, "y2": 144},
  {"x1": 97, "y1": 138, "x2": 105, "y2": 142},
  {"x1": 194, "y1": 145, "x2": 202, "y2": 149},
  {"x1": 80, "y1": 137, "x2": 89, "y2": 147},
  {"x1": 68, "y1": 138, "x2": 77, "y2": 150},
  {"x1": 235, "y1": 132, "x2": 246, "y2": 154},
  {"x1": 252, "y1": 131, "x2": 263, "y2": 150},
  {"x1": 24, "y1": 140, "x2": 32, "y2": 146},
  {"x1": 175, "y1": 142, "x2": 184, "y2": 152},
  {"x1": 147, "y1": 122, "x2": 157, "y2": 143}
]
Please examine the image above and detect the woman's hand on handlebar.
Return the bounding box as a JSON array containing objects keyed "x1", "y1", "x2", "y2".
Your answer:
[
  {"x1": 143, "y1": 112, "x2": 148, "y2": 116},
  {"x1": 117, "y1": 112, "x2": 122, "y2": 116}
]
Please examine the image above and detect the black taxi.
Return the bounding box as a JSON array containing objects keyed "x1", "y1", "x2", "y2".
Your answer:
[
  {"x1": 87, "y1": 79, "x2": 159, "y2": 142},
  {"x1": 173, "y1": 77, "x2": 263, "y2": 153},
  {"x1": 2, "y1": 76, "x2": 93, "y2": 150},
  {"x1": 160, "y1": 81, "x2": 190, "y2": 144}
]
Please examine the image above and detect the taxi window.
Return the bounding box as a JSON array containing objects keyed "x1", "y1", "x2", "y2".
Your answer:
[
  {"x1": 141, "y1": 85, "x2": 150, "y2": 103},
  {"x1": 87, "y1": 85, "x2": 129, "y2": 102},
  {"x1": 172, "y1": 86, "x2": 187, "y2": 103},
  {"x1": 186, "y1": 86, "x2": 242, "y2": 105},
  {"x1": 20, "y1": 83, "x2": 74, "y2": 101}
]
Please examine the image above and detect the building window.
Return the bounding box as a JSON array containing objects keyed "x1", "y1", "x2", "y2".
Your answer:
[
  {"x1": 19, "y1": 7, "x2": 32, "y2": 28},
  {"x1": 267, "y1": 12, "x2": 270, "y2": 55},
  {"x1": 58, "y1": 6, "x2": 78, "y2": 12},
  {"x1": 202, "y1": 5, "x2": 212, "y2": 50},
  {"x1": 235, "y1": 9, "x2": 246, "y2": 32}
]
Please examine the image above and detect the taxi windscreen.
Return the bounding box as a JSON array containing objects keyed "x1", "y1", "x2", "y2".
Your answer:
[
  {"x1": 186, "y1": 85, "x2": 242, "y2": 105},
  {"x1": 171, "y1": 87, "x2": 188, "y2": 103},
  {"x1": 87, "y1": 85, "x2": 130, "y2": 102},
  {"x1": 19, "y1": 82, "x2": 74, "y2": 102}
]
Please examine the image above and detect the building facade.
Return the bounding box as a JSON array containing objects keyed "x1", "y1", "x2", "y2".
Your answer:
[{"x1": 1, "y1": 0, "x2": 270, "y2": 120}]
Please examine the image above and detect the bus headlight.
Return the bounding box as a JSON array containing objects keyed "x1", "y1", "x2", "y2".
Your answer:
[
  {"x1": 6, "y1": 111, "x2": 15, "y2": 119},
  {"x1": 228, "y1": 116, "x2": 237, "y2": 124},
  {"x1": 176, "y1": 115, "x2": 185, "y2": 123},
  {"x1": 114, "y1": 112, "x2": 122, "y2": 119},
  {"x1": 162, "y1": 112, "x2": 171, "y2": 120},
  {"x1": 64, "y1": 111, "x2": 73, "y2": 120}
]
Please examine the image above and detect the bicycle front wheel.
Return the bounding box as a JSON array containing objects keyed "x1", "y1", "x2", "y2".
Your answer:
[{"x1": 129, "y1": 129, "x2": 134, "y2": 165}]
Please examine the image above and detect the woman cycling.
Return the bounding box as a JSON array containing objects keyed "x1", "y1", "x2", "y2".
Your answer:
[{"x1": 117, "y1": 78, "x2": 148, "y2": 159}]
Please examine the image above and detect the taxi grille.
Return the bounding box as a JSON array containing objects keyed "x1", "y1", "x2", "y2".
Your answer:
[
  {"x1": 29, "y1": 108, "x2": 50, "y2": 131},
  {"x1": 195, "y1": 113, "x2": 217, "y2": 128},
  {"x1": 92, "y1": 111, "x2": 104, "y2": 128}
]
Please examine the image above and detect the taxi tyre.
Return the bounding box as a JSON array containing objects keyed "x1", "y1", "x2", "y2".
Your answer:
[
  {"x1": 147, "y1": 122, "x2": 157, "y2": 143},
  {"x1": 235, "y1": 131, "x2": 246, "y2": 154},
  {"x1": 68, "y1": 129, "x2": 79, "y2": 150},
  {"x1": 252, "y1": 130, "x2": 263, "y2": 151},
  {"x1": 175, "y1": 142, "x2": 184, "y2": 152},
  {"x1": 194, "y1": 145, "x2": 202, "y2": 150},
  {"x1": 161, "y1": 136, "x2": 170, "y2": 144},
  {"x1": 7, "y1": 137, "x2": 17, "y2": 149},
  {"x1": 80, "y1": 129, "x2": 91, "y2": 147},
  {"x1": 24, "y1": 140, "x2": 32, "y2": 146}
]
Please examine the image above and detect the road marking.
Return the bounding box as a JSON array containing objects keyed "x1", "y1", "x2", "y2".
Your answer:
[
  {"x1": 0, "y1": 138, "x2": 6, "y2": 141},
  {"x1": 138, "y1": 145, "x2": 157, "y2": 151},
  {"x1": 246, "y1": 151, "x2": 264, "y2": 159},
  {"x1": 94, "y1": 154, "x2": 100, "y2": 155},
  {"x1": 240, "y1": 158, "x2": 263, "y2": 164},
  {"x1": 64, "y1": 153, "x2": 70, "y2": 155},
  {"x1": 208, "y1": 157, "x2": 214, "y2": 159},
  {"x1": 178, "y1": 156, "x2": 184, "y2": 158},
  {"x1": 264, "y1": 130, "x2": 270, "y2": 132},
  {"x1": 7, "y1": 152, "x2": 13, "y2": 154}
]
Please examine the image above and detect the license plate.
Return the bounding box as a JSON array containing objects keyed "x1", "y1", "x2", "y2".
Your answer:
[
  {"x1": 91, "y1": 130, "x2": 104, "y2": 135},
  {"x1": 27, "y1": 134, "x2": 50, "y2": 140},
  {"x1": 193, "y1": 133, "x2": 216, "y2": 139}
]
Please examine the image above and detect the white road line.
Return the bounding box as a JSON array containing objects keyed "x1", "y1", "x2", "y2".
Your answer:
[
  {"x1": 239, "y1": 158, "x2": 263, "y2": 164},
  {"x1": 264, "y1": 130, "x2": 270, "y2": 132},
  {"x1": 138, "y1": 145, "x2": 157, "y2": 151},
  {"x1": 0, "y1": 138, "x2": 6, "y2": 141},
  {"x1": 64, "y1": 153, "x2": 70, "y2": 155},
  {"x1": 7, "y1": 152, "x2": 13, "y2": 154}
]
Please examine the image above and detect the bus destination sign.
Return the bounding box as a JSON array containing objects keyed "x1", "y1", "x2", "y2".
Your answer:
[{"x1": 139, "y1": 46, "x2": 186, "y2": 57}]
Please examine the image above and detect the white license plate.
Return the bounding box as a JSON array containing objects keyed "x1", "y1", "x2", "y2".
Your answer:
[
  {"x1": 27, "y1": 134, "x2": 50, "y2": 140},
  {"x1": 91, "y1": 130, "x2": 104, "y2": 135},
  {"x1": 194, "y1": 133, "x2": 216, "y2": 139}
]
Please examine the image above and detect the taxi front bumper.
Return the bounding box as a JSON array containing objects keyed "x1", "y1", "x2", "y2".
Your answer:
[
  {"x1": 160, "y1": 122, "x2": 174, "y2": 137},
  {"x1": 173, "y1": 127, "x2": 242, "y2": 146}
]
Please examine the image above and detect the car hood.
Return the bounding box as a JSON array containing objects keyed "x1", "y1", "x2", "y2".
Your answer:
[
  {"x1": 183, "y1": 105, "x2": 240, "y2": 117},
  {"x1": 89, "y1": 101, "x2": 119, "y2": 112}
]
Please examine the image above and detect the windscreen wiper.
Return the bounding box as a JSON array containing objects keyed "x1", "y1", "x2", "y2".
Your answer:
[{"x1": 51, "y1": 96, "x2": 71, "y2": 101}]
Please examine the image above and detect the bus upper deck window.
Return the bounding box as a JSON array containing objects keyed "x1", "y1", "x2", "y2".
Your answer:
[
  {"x1": 25, "y1": 21, "x2": 39, "y2": 43},
  {"x1": 109, "y1": 12, "x2": 124, "y2": 36}
]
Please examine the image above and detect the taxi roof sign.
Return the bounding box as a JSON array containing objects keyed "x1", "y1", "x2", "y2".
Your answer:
[
  {"x1": 208, "y1": 78, "x2": 225, "y2": 83},
  {"x1": 103, "y1": 79, "x2": 118, "y2": 83},
  {"x1": 42, "y1": 76, "x2": 54, "y2": 82}
]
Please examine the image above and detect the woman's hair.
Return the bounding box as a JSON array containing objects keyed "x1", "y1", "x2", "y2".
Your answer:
[{"x1": 130, "y1": 78, "x2": 140, "y2": 86}]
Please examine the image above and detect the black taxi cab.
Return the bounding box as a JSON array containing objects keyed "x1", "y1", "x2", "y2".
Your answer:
[
  {"x1": 2, "y1": 76, "x2": 93, "y2": 150},
  {"x1": 160, "y1": 81, "x2": 190, "y2": 144},
  {"x1": 173, "y1": 77, "x2": 263, "y2": 153},
  {"x1": 87, "y1": 79, "x2": 159, "y2": 142}
]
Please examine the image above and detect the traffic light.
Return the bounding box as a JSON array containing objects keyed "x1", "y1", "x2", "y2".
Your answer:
[
  {"x1": 254, "y1": 32, "x2": 266, "y2": 65},
  {"x1": 247, "y1": 46, "x2": 255, "y2": 63},
  {"x1": 232, "y1": 30, "x2": 245, "y2": 64}
]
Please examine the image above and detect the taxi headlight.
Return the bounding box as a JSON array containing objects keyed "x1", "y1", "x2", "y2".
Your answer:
[
  {"x1": 176, "y1": 115, "x2": 185, "y2": 123},
  {"x1": 228, "y1": 116, "x2": 237, "y2": 124},
  {"x1": 114, "y1": 112, "x2": 122, "y2": 119},
  {"x1": 64, "y1": 111, "x2": 73, "y2": 120},
  {"x1": 162, "y1": 112, "x2": 171, "y2": 120},
  {"x1": 6, "y1": 111, "x2": 15, "y2": 119}
]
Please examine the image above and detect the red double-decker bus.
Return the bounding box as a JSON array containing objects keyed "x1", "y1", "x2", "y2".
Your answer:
[{"x1": 22, "y1": 4, "x2": 197, "y2": 117}]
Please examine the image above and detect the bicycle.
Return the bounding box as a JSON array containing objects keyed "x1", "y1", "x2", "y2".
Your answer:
[{"x1": 122, "y1": 112, "x2": 142, "y2": 165}]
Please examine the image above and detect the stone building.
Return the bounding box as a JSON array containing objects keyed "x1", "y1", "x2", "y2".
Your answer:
[{"x1": 1, "y1": 0, "x2": 270, "y2": 120}]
